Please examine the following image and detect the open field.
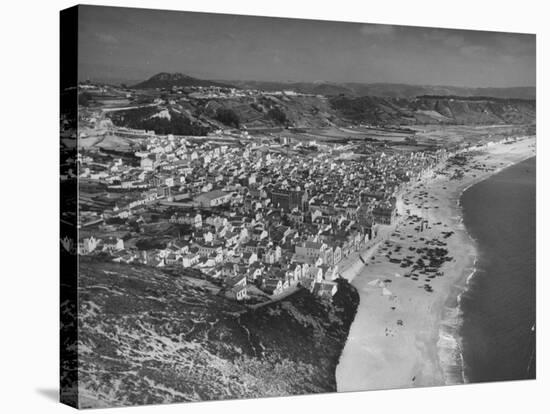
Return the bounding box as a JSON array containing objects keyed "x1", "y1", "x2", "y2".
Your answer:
[{"x1": 411, "y1": 124, "x2": 534, "y2": 146}]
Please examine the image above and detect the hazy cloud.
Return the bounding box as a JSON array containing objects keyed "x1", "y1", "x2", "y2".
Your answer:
[
  {"x1": 78, "y1": 6, "x2": 535, "y2": 88},
  {"x1": 359, "y1": 25, "x2": 395, "y2": 37},
  {"x1": 442, "y1": 35, "x2": 466, "y2": 48},
  {"x1": 460, "y1": 44, "x2": 488, "y2": 57},
  {"x1": 95, "y1": 33, "x2": 119, "y2": 45},
  {"x1": 422, "y1": 30, "x2": 465, "y2": 47}
]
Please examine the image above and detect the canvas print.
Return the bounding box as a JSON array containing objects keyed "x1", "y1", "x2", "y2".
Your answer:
[{"x1": 60, "y1": 4, "x2": 536, "y2": 409}]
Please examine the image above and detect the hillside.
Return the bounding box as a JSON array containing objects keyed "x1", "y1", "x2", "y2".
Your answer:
[
  {"x1": 112, "y1": 73, "x2": 537, "y2": 133},
  {"x1": 329, "y1": 95, "x2": 536, "y2": 126},
  {"x1": 133, "y1": 72, "x2": 235, "y2": 90},
  {"x1": 74, "y1": 258, "x2": 359, "y2": 408},
  {"x1": 106, "y1": 94, "x2": 339, "y2": 134},
  {"x1": 106, "y1": 92, "x2": 535, "y2": 136}
]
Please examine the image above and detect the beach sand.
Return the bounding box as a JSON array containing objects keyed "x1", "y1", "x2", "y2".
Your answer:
[{"x1": 336, "y1": 136, "x2": 536, "y2": 392}]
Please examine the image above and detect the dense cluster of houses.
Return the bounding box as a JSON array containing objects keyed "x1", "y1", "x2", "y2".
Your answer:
[{"x1": 77, "y1": 130, "x2": 446, "y2": 301}]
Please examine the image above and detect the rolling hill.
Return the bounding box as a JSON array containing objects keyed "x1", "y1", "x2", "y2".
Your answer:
[
  {"x1": 104, "y1": 73, "x2": 536, "y2": 134},
  {"x1": 130, "y1": 72, "x2": 535, "y2": 99},
  {"x1": 106, "y1": 92, "x2": 535, "y2": 136}
]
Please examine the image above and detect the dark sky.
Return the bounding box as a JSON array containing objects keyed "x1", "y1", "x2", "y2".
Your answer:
[{"x1": 78, "y1": 5, "x2": 536, "y2": 87}]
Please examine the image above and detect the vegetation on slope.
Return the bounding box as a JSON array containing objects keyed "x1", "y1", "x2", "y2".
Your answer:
[
  {"x1": 75, "y1": 258, "x2": 359, "y2": 408},
  {"x1": 102, "y1": 89, "x2": 535, "y2": 136},
  {"x1": 329, "y1": 95, "x2": 536, "y2": 126},
  {"x1": 107, "y1": 107, "x2": 210, "y2": 136},
  {"x1": 214, "y1": 108, "x2": 241, "y2": 128}
]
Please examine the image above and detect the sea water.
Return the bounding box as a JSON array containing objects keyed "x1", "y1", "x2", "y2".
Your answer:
[{"x1": 459, "y1": 156, "x2": 536, "y2": 382}]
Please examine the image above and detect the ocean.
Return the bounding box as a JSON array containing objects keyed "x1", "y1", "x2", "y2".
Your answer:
[{"x1": 459, "y1": 156, "x2": 536, "y2": 383}]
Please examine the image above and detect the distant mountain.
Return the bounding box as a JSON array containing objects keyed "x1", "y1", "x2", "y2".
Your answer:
[
  {"x1": 132, "y1": 72, "x2": 236, "y2": 90},
  {"x1": 227, "y1": 80, "x2": 355, "y2": 96},
  {"x1": 345, "y1": 83, "x2": 536, "y2": 100},
  {"x1": 132, "y1": 73, "x2": 535, "y2": 99},
  {"x1": 227, "y1": 80, "x2": 535, "y2": 100}
]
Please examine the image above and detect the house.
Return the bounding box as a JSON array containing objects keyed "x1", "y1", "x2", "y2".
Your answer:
[
  {"x1": 323, "y1": 264, "x2": 340, "y2": 281},
  {"x1": 227, "y1": 251, "x2": 243, "y2": 264},
  {"x1": 333, "y1": 245, "x2": 342, "y2": 264},
  {"x1": 286, "y1": 264, "x2": 301, "y2": 283},
  {"x1": 295, "y1": 241, "x2": 325, "y2": 259},
  {"x1": 240, "y1": 241, "x2": 260, "y2": 254},
  {"x1": 112, "y1": 250, "x2": 136, "y2": 264},
  {"x1": 321, "y1": 246, "x2": 334, "y2": 266},
  {"x1": 262, "y1": 278, "x2": 283, "y2": 296},
  {"x1": 264, "y1": 246, "x2": 282, "y2": 264},
  {"x1": 372, "y1": 202, "x2": 396, "y2": 225},
  {"x1": 194, "y1": 242, "x2": 223, "y2": 258},
  {"x1": 225, "y1": 274, "x2": 247, "y2": 288},
  {"x1": 140, "y1": 156, "x2": 157, "y2": 171},
  {"x1": 281, "y1": 277, "x2": 290, "y2": 290},
  {"x1": 224, "y1": 231, "x2": 239, "y2": 247},
  {"x1": 168, "y1": 241, "x2": 189, "y2": 255},
  {"x1": 195, "y1": 190, "x2": 232, "y2": 207},
  {"x1": 209, "y1": 250, "x2": 224, "y2": 264},
  {"x1": 307, "y1": 266, "x2": 323, "y2": 282},
  {"x1": 227, "y1": 284, "x2": 247, "y2": 301},
  {"x1": 157, "y1": 185, "x2": 171, "y2": 198},
  {"x1": 267, "y1": 186, "x2": 308, "y2": 212},
  {"x1": 300, "y1": 263, "x2": 310, "y2": 280},
  {"x1": 288, "y1": 209, "x2": 304, "y2": 224},
  {"x1": 181, "y1": 252, "x2": 200, "y2": 268},
  {"x1": 221, "y1": 262, "x2": 237, "y2": 277},
  {"x1": 164, "y1": 252, "x2": 181, "y2": 266},
  {"x1": 311, "y1": 280, "x2": 338, "y2": 299},
  {"x1": 242, "y1": 251, "x2": 258, "y2": 265},
  {"x1": 247, "y1": 262, "x2": 264, "y2": 281},
  {"x1": 196, "y1": 256, "x2": 216, "y2": 269},
  {"x1": 206, "y1": 266, "x2": 223, "y2": 280},
  {"x1": 78, "y1": 236, "x2": 100, "y2": 255},
  {"x1": 205, "y1": 215, "x2": 228, "y2": 229},
  {"x1": 203, "y1": 231, "x2": 214, "y2": 244},
  {"x1": 292, "y1": 250, "x2": 323, "y2": 267},
  {"x1": 170, "y1": 214, "x2": 191, "y2": 225},
  {"x1": 250, "y1": 227, "x2": 268, "y2": 241},
  {"x1": 225, "y1": 275, "x2": 247, "y2": 301},
  {"x1": 102, "y1": 237, "x2": 124, "y2": 252}
]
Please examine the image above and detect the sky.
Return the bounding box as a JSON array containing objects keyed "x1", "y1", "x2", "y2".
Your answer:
[{"x1": 78, "y1": 5, "x2": 536, "y2": 88}]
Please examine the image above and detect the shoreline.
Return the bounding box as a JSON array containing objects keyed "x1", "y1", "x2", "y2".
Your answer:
[
  {"x1": 450, "y1": 153, "x2": 536, "y2": 383},
  {"x1": 335, "y1": 136, "x2": 536, "y2": 392}
]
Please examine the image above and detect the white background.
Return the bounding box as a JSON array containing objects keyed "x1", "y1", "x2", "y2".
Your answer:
[{"x1": 0, "y1": 0, "x2": 547, "y2": 412}]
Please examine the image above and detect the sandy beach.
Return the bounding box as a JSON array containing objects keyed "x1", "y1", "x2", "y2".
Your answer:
[{"x1": 336, "y1": 136, "x2": 536, "y2": 392}]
